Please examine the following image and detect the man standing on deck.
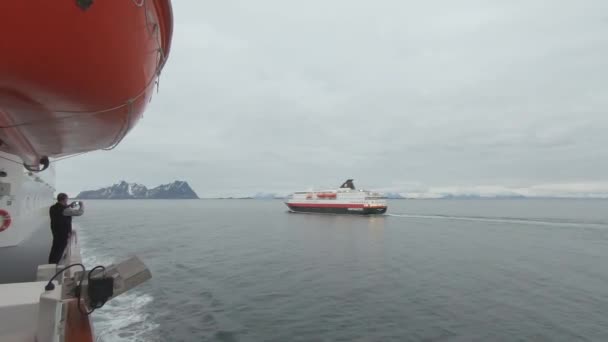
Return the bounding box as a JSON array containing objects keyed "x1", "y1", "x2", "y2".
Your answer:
[{"x1": 48, "y1": 193, "x2": 84, "y2": 264}]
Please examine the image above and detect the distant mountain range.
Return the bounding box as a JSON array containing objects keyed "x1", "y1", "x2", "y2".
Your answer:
[
  {"x1": 384, "y1": 192, "x2": 526, "y2": 200},
  {"x1": 77, "y1": 184, "x2": 606, "y2": 200},
  {"x1": 76, "y1": 180, "x2": 199, "y2": 199},
  {"x1": 208, "y1": 193, "x2": 533, "y2": 200},
  {"x1": 213, "y1": 193, "x2": 286, "y2": 200}
]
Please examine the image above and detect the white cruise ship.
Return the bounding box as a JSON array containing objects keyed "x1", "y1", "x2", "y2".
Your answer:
[{"x1": 285, "y1": 179, "x2": 388, "y2": 215}]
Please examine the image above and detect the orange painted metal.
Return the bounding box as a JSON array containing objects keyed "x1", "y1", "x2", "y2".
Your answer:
[
  {"x1": 0, "y1": 0, "x2": 173, "y2": 166},
  {"x1": 64, "y1": 301, "x2": 94, "y2": 342}
]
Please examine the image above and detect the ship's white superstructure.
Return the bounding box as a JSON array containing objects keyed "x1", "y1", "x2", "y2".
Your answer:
[
  {"x1": 0, "y1": 154, "x2": 153, "y2": 342},
  {"x1": 0, "y1": 151, "x2": 55, "y2": 249},
  {"x1": 285, "y1": 179, "x2": 388, "y2": 215}
]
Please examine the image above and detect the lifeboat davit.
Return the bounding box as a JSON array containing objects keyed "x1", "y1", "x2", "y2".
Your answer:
[{"x1": 0, "y1": 0, "x2": 173, "y2": 169}]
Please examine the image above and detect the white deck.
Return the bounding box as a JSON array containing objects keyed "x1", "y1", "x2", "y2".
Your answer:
[
  {"x1": 0, "y1": 281, "x2": 49, "y2": 342},
  {"x1": 0, "y1": 231, "x2": 85, "y2": 342}
]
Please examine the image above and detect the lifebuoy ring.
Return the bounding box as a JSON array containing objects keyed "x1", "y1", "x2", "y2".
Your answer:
[{"x1": 0, "y1": 209, "x2": 11, "y2": 232}]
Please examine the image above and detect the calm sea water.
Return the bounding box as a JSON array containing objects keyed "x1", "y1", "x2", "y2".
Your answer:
[{"x1": 77, "y1": 199, "x2": 608, "y2": 342}]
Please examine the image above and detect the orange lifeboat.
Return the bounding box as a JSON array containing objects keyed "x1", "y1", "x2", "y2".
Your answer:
[{"x1": 0, "y1": 0, "x2": 173, "y2": 169}]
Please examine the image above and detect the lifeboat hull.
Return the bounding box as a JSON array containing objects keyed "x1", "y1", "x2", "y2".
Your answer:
[{"x1": 0, "y1": 0, "x2": 173, "y2": 167}]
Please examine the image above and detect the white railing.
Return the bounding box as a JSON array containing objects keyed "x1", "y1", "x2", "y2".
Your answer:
[
  {"x1": 36, "y1": 229, "x2": 86, "y2": 342},
  {"x1": 57, "y1": 230, "x2": 82, "y2": 283}
]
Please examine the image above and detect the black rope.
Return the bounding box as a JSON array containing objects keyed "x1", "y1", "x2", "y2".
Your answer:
[
  {"x1": 78, "y1": 265, "x2": 107, "y2": 315},
  {"x1": 44, "y1": 263, "x2": 86, "y2": 291},
  {"x1": 44, "y1": 263, "x2": 110, "y2": 316}
]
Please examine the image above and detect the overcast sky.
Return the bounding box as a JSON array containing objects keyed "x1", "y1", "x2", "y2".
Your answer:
[{"x1": 57, "y1": 0, "x2": 608, "y2": 197}]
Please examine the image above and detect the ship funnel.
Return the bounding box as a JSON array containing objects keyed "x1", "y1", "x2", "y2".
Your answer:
[{"x1": 339, "y1": 179, "x2": 355, "y2": 190}]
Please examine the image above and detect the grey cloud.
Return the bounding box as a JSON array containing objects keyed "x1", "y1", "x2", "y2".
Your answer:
[{"x1": 57, "y1": 0, "x2": 608, "y2": 197}]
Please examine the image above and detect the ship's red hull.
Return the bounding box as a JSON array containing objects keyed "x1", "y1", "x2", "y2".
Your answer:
[
  {"x1": 286, "y1": 202, "x2": 388, "y2": 215},
  {"x1": 0, "y1": 0, "x2": 173, "y2": 167}
]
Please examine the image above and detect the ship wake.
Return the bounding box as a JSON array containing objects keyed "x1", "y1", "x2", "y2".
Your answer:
[
  {"x1": 387, "y1": 213, "x2": 608, "y2": 229},
  {"x1": 79, "y1": 237, "x2": 159, "y2": 342}
]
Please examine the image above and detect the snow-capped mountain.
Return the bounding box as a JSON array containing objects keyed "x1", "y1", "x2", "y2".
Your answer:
[{"x1": 76, "y1": 180, "x2": 199, "y2": 199}]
